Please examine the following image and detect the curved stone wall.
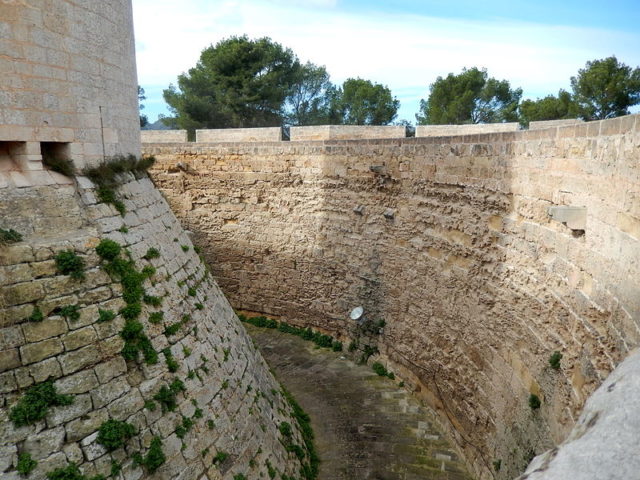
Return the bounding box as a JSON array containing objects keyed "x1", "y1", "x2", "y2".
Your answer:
[
  {"x1": 145, "y1": 114, "x2": 640, "y2": 479},
  {"x1": 0, "y1": 175, "x2": 310, "y2": 480}
]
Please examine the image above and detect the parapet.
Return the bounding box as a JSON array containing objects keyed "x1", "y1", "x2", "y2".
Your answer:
[
  {"x1": 290, "y1": 125, "x2": 406, "y2": 141},
  {"x1": 196, "y1": 127, "x2": 283, "y2": 143},
  {"x1": 140, "y1": 130, "x2": 188, "y2": 143},
  {"x1": 529, "y1": 119, "x2": 585, "y2": 130},
  {"x1": 416, "y1": 123, "x2": 520, "y2": 137}
]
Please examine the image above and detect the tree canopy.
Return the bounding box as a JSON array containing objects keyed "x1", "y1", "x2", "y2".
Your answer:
[
  {"x1": 163, "y1": 36, "x2": 301, "y2": 130},
  {"x1": 570, "y1": 56, "x2": 640, "y2": 120},
  {"x1": 329, "y1": 78, "x2": 399, "y2": 125},
  {"x1": 519, "y1": 89, "x2": 578, "y2": 126},
  {"x1": 416, "y1": 67, "x2": 522, "y2": 125},
  {"x1": 285, "y1": 62, "x2": 333, "y2": 126}
]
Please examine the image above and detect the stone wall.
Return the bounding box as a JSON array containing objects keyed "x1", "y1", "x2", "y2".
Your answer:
[
  {"x1": 196, "y1": 128, "x2": 282, "y2": 143},
  {"x1": 0, "y1": 0, "x2": 141, "y2": 169},
  {"x1": 416, "y1": 123, "x2": 520, "y2": 137},
  {"x1": 145, "y1": 114, "x2": 640, "y2": 479},
  {"x1": 0, "y1": 175, "x2": 309, "y2": 480},
  {"x1": 140, "y1": 131, "x2": 188, "y2": 143},
  {"x1": 290, "y1": 125, "x2": 406, "y2": 141},
  {"x1": 528, "y1": 119, "x2": 584, "y2": 130}
]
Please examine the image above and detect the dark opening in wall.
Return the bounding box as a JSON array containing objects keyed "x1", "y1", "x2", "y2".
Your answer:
[
  {"x1": 0, "y1": 141, "x2": 27, "y2": 173},
  {"x1": 41, "y1": 142, "x2": 74, "y2": 176}
]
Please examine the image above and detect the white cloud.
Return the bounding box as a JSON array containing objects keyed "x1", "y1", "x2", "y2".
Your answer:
[{"x1": 132, "y1": 0, "x2": 640, "y2": 122}]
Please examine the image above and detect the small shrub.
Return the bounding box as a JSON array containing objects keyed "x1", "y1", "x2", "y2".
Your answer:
[
  {"x1": 95, "y1": 239, "x2": 121, "y2": 261},
  {"x1": 348, "y1": 341, "x2": 357, "y2": 352},
  {"x1": 493, "y1": 459, "x2": 502, "y2": 472},
  {"x1": 181, "y1": 245, "x2": 189, "y2": 252},
  {"x1": 55, "y1": 250, "x2": 85, "y2": 280},
  {"x1": 96, "y1": 419, "x2": 136, "y2": 451},
  {"x1": 529, "y1": 394, "x2": 541, "y2": 410},
  {"x1": 144, "y1": 400, "x2": 157, "y2": 411},
  {"x1": 117, "y1": 226, "x2": 128, "y2": 233},
  {"x1": 153, "y1": 379, "x2": 185, "y2": 412},
  {"x1": 0, "y1": 228, "x2": 22, "y2": 244},
  {"x1": 213, "y1": 451, "x2": 229, "y2": 464},
  {"x1": 143, "y1": 247, "x2": 160, "y2": 260},
  {"x1": 207, "y1": 419, "x2": 215, "y2": 430},
  {"x1": 17, "y1": 452, "x2": 37, "y2": 476},
  {"x1": 148, "y1": 311, "x2": 164, "y2": 324},
  {"x1": 120, "y1": 319, "x2": 158, "y2": 364},
  {"x1": 182, "y1": 346, "x2": 192, "y2": 357},
  {"x1": 195, "y1": 303, "x2": 204, "y2": 310},
  {"x1": 10, "y1": 379, "x2": 74, "y2": 427},
  {"x1": 332, "y1": 341, "x2": 343, "y2": 352},
  {"x1": 175, "y1": 415, "x2": 194, "y2": 439},
  {"x1": 58, "y1": 305, "x2": 80, "y2": 322},
  {"x1": 221, "y1": 380, "x2": 229, "y2": 389},
  {"x1": 27, "y1": 306, "x2": 44, "y2": 323},
  {"x1": 193, "y1": 407, "x2": 203, "y2": 419},
  {"x1": 187, "y1": 287, "x2": 196, "y2": 297},
  {"x1": 549, "y1": 351, "x2": 563, "y2": 370},
  {"x1": 233, "y1": 475, "x2": 247, "y2": 480},
  {"x1": 97, "y1": 309, "x2": 116, "y2": 323},
  {"x1": 45, "y1": 463, "x2": 85, "y2": 480}
]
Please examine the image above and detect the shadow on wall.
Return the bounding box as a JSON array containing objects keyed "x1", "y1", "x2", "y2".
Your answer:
[{"x1": 145, "y1": 114, "x2": 640, "y2": 480}]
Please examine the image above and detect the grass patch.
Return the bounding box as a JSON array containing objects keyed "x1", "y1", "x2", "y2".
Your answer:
[
  {"x1": 27, "y1": 306, "x2": 44, "y2": 322},
  {"x1": 9, "y1": 379, "x2": 74, "y2": 427},
  {"x1": 133, "y1": 436, "x2": 165, "y2": 473},
  {"x1": 153, "y1": 379, "x2": 186, "y2": 412},
  {"x1": 95, "y1": 239, "x2": 121, "y2": 261},
  {"x1": 282, "y1": 387, "x2": 319, "y2": 479},
  {"x1": 57, "y1": 305, "x2": 80, "y2": 322},
  {"x1": 143, "y1": 247, "x2": 160, "y2": 260},
  {"x1": 549, "y1": 351, "x2": 563, "y2": 370},
  {"x1": 529, "y1": 394, "x2": 541, "y2": 410},
  {"x1": 149, "y1": 311, "x2": 164, "y2": 324},
  {"x1": 371, "y1": 362, "x2": 395, "y2": 379}
]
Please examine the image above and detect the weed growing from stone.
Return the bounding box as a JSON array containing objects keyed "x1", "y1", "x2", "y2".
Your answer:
[
  {"x1": 529, "y1": 394, "x2": 541, "y2": 410},
  {"x1": 95, "y1": 238, "x2": 121, "y2": 261},
  {"x1": 27, "y1": 306, "x2": 44, "y2": 322},
  {"x1": 143, "y1": 247, "x2": 160, "y2": 260},
  {"x1": 97, "y1": 309, "x2": 116, "y2": 323},
  {"x1": 58, "y1": 304, "x2": 80, "y2": 322},
  {"x1": 187, "y1": 287, "x2": 197, "y2": 296},
  {"x1": 141, "y1": 265, "x2": 156, "y2": 278},
  {"x1": 110, "y1": 461, "x2": 121, "y2": 477},
  {"x1": 182, "y1": 346, "x2": 192, "y2": 357},
  {"x1": 134, "y1": 436, "x2": 165, "y2": 473},
  {"x1": 193, "y1": 407, "x2": 203, "y2": 418},
  {"x1": 549, "y1": 351, "x2": 563, "y2": 370},
  {"x1": 10, "y1": 379, "x2": 74, "y2": 427},
  {"x1": 117, "y1": 226, "x2": 128, "y2": 233},
  {"x1": 144, "y1": 400, "x2": 157, "y2": 411},
  {"x1": 281, "y1": 386, "x2": 319, "y2": 479},
  {"x1": 213, "y1": 451, "x2": 229, "y2": 464},
  {"x1": 54, "y1": 250, "x2": 85, "y2": 280},
  {"x1": 181, "y1": 245, "x2": 189, "y2": 252},
  {"x1": 17, "y1": 452, "x2": 37, "y2": 476},
  {"x1": 223, "y1": 348, "x2": 231, "y2": 362},
  {"x1": 207, "y1": 419, "x2": 215, "y2": 430},
  {"x1": 279, "y1": 421, "x2": 292, "y2": 437},
  {"x1": 493, "y1": 459, "x2": 502, "y2": 471},
  {"x1": 45, "y1": 462, "x2": 104, "y2": 480},
  {"x1": 164, "y1": 322, "x2": 182, "y2": 336},
  {"x1": 332, "y1": 341, "x2": 343, "y2": 352},
  {"x1": 96, "y1": 419, "x2": 136, "y2": 451},
  {"x1": 175, "y1": 415, "x2": 194, "y2": 439},
  {"x1": 163, "y1": 348, "x2": 179, "y2": 372},
  {"x1": 154, "y1": 379, "x2": 186, "y2": 412},
  {"x1": 148, "y1": 311, "x2": 164, "y2": 324},
  {"x1": 143, "y1": 294, "x2": 162, "y2": 307},
  {"x1": 121, "y1": 319, "x2": 158, "y2": 364},
  {"x1": 371, "y1": 362, "x2": 395, "y2": 379},
  {"x1": 0, "y1": 228, "x2": 22, "y2": 244},
  {"x1": 187, "y1": 369, "x2": 196, "y2": 380},
  {"x1": 195, "y1": 303, "x2": 204, "y2": 310},
  {"x1": 233, "y1": 474, "x2": 247, "y2": 480},
  {"x1": 266, "y1": 460, "x2": 277, "y2": 479},
  {"x1": 42, "y1": 155, "x2": 75, "y2": 177}
]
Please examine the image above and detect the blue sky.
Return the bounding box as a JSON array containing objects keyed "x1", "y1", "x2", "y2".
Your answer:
[{"x1": 132, "y1": 0, "x2": 640, "y2": 124}]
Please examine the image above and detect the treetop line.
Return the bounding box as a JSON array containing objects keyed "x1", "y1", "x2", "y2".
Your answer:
[{"x1": 139, "y1": 36, "x2": 640, "y2": 133}]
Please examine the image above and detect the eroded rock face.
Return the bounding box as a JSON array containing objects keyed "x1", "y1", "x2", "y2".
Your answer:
[
  {"x1": 0, "y1": 176, "x2": 310, "y2": 480},
  {"x1": 145, "y1": 114, "x2": 640, "y2": 479}
]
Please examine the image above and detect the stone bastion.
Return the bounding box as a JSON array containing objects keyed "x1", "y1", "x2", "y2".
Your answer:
[{"x1": 143, "y1": 115, "x2": 640, "y2": 479}]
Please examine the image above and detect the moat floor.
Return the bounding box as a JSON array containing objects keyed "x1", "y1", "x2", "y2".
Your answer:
[{"x1": 245, "y1": 325, "x2": 473, "y2": 480}]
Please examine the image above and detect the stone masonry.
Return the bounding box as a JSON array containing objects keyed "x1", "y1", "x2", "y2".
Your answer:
[
  {"x1": 145, "y1": 114, "x2": 640, "y2": 479},
  {"x1": 0, "y1": 174, "x2": 309, "y2": 480}
]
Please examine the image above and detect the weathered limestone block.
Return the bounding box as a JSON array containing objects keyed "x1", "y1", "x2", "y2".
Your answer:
[
  {"x1": 59, "y1": 345, "x2": 100, "y2": 375},
  {"x1": 91, "y1": 376, "x2": 131, "y2": 409},
  {"x1": 23, "y1": 426, "x2": 65, "y2": 460},
  {"x1": 20, "y1": 338, "x2": 64, "y2": 364},
  {"x1": 47, "y1": 394, "x2": 92, "y2": 427},
  {"x1": 22, "y1": 318, "x2": 68, "y2": 343}
]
